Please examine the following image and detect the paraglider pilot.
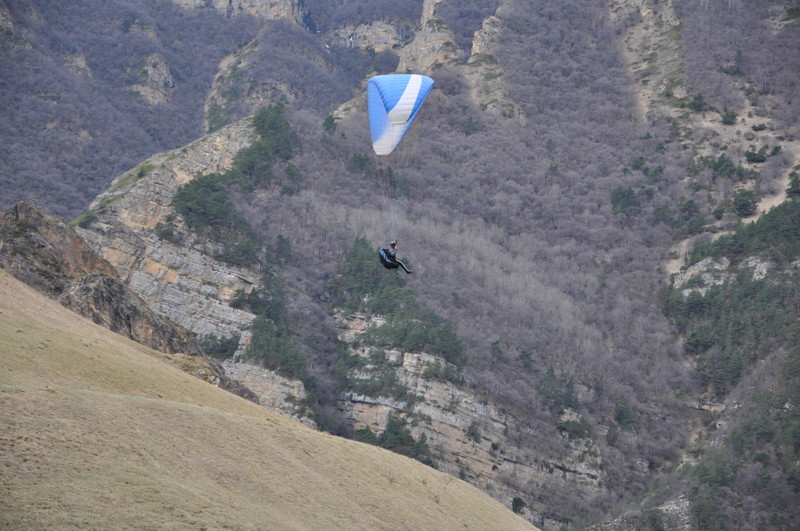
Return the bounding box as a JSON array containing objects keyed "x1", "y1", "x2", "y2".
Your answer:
[{"x1": 378, "y1": 241, "x2": 413, "y2": 274}]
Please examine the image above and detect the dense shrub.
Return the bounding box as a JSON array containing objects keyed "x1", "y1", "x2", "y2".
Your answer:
[
  {"x1": 245, "y1": 315, "x2": 307, "y2": 380},
  {"x1": 199, "y1": 333, "x2": 241, "y2": 361},
  {"x1": 698, "y1": 154, "x2": 758, "y2": 182},
  {"x1": 169, "y1": 103, "x2": 302, "y2": 265},
  {"x1": 252, "y1": 103, "x2": 301, "y2": 162},
  {"x1": 539, "y1": 367, "x2": 580, "y2": 414},
  {"x1": 327, "y1": 236, "x2": 405, "y2": 311},
  {"x1": 363, "y1": 305, "x2": 465, "y2": 366},
  {"x1": 173, "y1": 174, "x2": 248, "y2": 233},
  {"x1": 557, "y1": 418, "x2": 593, "y2": 439},
  {"x1": 512, "y1": 497, "x2": 527, "y2": 515},
  {"x1": 611, "y1": 186, "x2": 640, "y2": 215},
  {"x1": 732, "y1": 189, "x2": 758, "y2": 217},
  {"x1": 355, "y1": 413, "x2": 436, "y2": 468},
  {"x1": 688, "y1": 201, "x2": 800, "y2": 266}
]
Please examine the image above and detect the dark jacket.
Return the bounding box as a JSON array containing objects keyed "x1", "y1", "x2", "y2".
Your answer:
[{"x1": 378, "y1": 247, "x2": 398, "y2": 269}]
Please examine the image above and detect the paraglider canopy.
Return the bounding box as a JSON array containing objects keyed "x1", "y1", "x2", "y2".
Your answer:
[{"x1": 367, "y1": 74, "x2": 435, "y2": 156}]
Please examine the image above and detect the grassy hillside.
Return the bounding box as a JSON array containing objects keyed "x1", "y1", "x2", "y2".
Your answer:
[{"x1": 0, "y1": 269, "x2": 534, "y2": 530}]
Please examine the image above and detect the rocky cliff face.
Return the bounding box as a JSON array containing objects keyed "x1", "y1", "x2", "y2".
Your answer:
[
  {"x1": 0, "y1": 202, "x2": 119, "y2": 292},
  {"x1": 129, "y1": 52, "x2": 176, "y2": 105},
  {"x1": 397, "y1": 0, "x2": 461, "y2": 73},
  {"x1": 335, "y1": 313, "x2": 604, "y2": 527},
  {"x1": 289, "y1": 0, "x2": 460, "y2": 73},
  {"x1": 222, "y1": 359, "x2": 315, "y2": 426},
  {"x1": 324, "y1": 21, "x2": 404, "y2": 54},
  {"x1": 0, "y1": 203, "x2": 260, "y2": 402},
  {"x1": 58, "y1": 273, "x2": 199, "y2": 355},
  {"x1": 74, "y1": 118, "x2": 306, "y2": 416},
  {"x1": 463, "y1": 11, "x2": 524, "y2": 121},
  {"x1": 0, "y1": 1, "x2": 30, "y2": 50},
  {"x1": 169, "y1": 0, "x2": 302, "y2": 22},
  {"x1": 0, "y1": 202, "x2": 198, "y2": 356},
  {"x1": 204, "y1": 39, "x2": 302, "y2": 133},
  {"x1": 76, "y1": 121, "x2": 260, "y2": 343}
]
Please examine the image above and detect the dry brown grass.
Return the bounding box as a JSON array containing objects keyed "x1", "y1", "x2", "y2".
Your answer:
[{"x1": 0, "y1": 269, "x2": 535, "y2": 530}]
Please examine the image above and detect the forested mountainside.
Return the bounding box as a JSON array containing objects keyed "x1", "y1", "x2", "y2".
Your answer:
[
  {"x1": 0, "y1": 0, "x2": 258, "y2": 217},
  {"x1": 2, "y1": 0, "x2": 800, "y2": 528}
]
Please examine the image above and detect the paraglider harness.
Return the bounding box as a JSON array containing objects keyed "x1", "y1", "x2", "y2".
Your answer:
[{"x1": 378, "y1": 241, "x2": 412, "y2": 274}]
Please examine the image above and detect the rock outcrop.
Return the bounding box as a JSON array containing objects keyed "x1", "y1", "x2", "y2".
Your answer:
[
  {"x1": 58, "y1": 272, "x2": 198, "y2": 355},
  {"x1": 0, "y1": 202, "x2": 119, "y2": 293},
  {"x1": 672, "y1": 254, "x2": 783, "y2": 298},
  {"x1": 222, "y1": 359, "x2": 316, "y2": 426},
  {"x1": 0, "y1": 2, "x2": 31, "y2": 51},
  {"x1": 463, "y1": 12, "x2": 524, "y2": 121},
  {"x1": 60, "y1": 51, "x2": 93, "y2": 80},
  {"x1": 169, "y1": 0, "x2": 302, "y2": 22},
  {"x1": 0, "y1": 202, "x2": 198, "y2": 356},
  {"x1": 0, "y1": 201, "x2": 263, "y2": 402},
  {"x1": 397, "y1": 0, "x2": 462, "y2": 73},
  {"x1": 76, "y1": 120, "x2": 260, "y2": 348},
  {"x1": 325, "y1": 21, "x2": 404, "y2": 53},
  {"x1": 335, "y1": 313, "x2": 604, "y2": 527},
  {"x1": 204, "y1": 40, "x2": 300, "y2": 132},
  {"x1": 128, "y1": 52, "x2": 176, "y2": 105}
]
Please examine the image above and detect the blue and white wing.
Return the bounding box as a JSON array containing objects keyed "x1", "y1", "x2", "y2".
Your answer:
[{"x1": 367, "y1": 74, "x2": 435, "y2": 156}]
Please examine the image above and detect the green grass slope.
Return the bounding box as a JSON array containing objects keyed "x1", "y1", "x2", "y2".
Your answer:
[{"x1": 0, "y1": 269, "x2": 535, "y2": 530}]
